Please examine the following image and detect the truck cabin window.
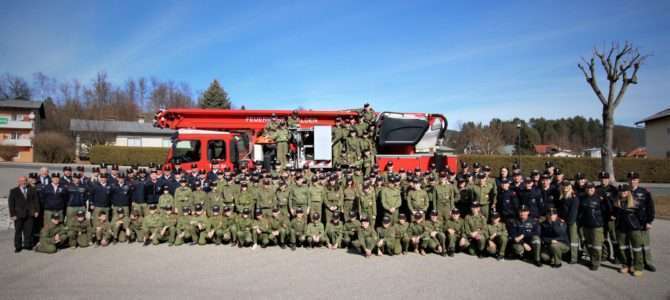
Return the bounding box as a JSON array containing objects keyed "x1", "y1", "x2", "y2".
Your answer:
[
  {"x1": 208, "y1": 140, "x2": 227, "y2": 161},
  {"x1": 173, "y1": 140, "x2": 201, "y2": 163}
]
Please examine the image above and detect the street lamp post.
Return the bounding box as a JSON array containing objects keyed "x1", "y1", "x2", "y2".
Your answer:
[{"x1": 516, "y1": 123, "x2": 522, "y2": 170}]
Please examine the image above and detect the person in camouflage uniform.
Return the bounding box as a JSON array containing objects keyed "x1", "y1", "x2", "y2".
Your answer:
[
  {"x1": 269, "y1": 207, "x2": 290, "y2": 248},
  {"x1": 464, "y1": 202, "x2": 488, "y2": 256},
  {"x1": 289, "y1": 208, "x2": 308, "y2": 250},
  {"x1": 111, "y1": 207, "x2": 131, "y2": 243},
  {"x1": 142, "y1": 204, "x2": 165, "y2": 246},
  {"x1": 423, "y1": 211, "x2": 446, "y2": 256},
  {"x1": 376, "y1": 215, "x2": 401, "y2": 255},
  {"x1": 174, "y1": 179, "x2": 193, "y2": 212},
  {"x1": 191, "y1": 204, "x2": 209, "y2": 245},
  {"x1": 325, "y1": 212, "x2": 344, "y2": 249},
  {"x1": 409, "y1": 212, "x2": 428, "y2": 255},
  {"x1": 353, "y1": 215, "x2": 378, "y2": 258},
  {"x1": 128, "y1": 209, "x2": 143, "y2": 243},
  {"x1": 444, "y1": 208, "x2": 466, "y2": 257},
  {"x1": 486, "y1": 212, "x2": 508, "y2": 260},
  {"x1": 35, "y1": 213, "x2": 68, "y2": 253},
  {"x1": 93, "y1": 212, "x2": 113, "y2": 247},
  {"x1": 174, "y1": 207, "x2": 195, "y2": 246},
  {"x1": 67, "y1": 210, "x2": 92, "y2": 248},
  {"x1": 236, "y1": 208, "x2": 255, "y2": 248}
]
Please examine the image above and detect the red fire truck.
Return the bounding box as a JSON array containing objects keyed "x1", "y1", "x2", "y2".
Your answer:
[{"x1": 152, "y1": 108, "x2": 457, "y2": 172}]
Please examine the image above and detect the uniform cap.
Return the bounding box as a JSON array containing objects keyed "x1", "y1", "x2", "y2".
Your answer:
[
  {"x1": 598, "y1": 171, "x2": 610, "y2": 179},
  {"x1": 382, "y1": 215, "x2": 391, "y2": 224},
  {"x1": 76, "y1": 210, "x2": 86, "y2": 217},
  {"x1": 116, "y1": 207, "x2": 124, "y2": 214},
  {"x1": 627, "y1": 171, "x2": 640, "y2": 179}
]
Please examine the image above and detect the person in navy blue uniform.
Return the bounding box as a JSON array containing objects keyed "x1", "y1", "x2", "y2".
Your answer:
[
  {"x1": 556, "y1": 180, "x2": 580, "y2": 264},
  {"x1": 130, "y1": 172, "x2": 147, "y2": 216},
  {"x1": 538, "y1": 173, "x2": 559, "y2": 220},
  {"x1": 628, "y1": 171, "x2": 656, "y2": 272},
  {"x1": 145, "y1": 171, "x2": 163, "y2": 206},
  {"x1": 90, "y1": 174, "x2": 113, "y2": 226},
  {"x1": 40, "y1": 173, "x2": 67, "y2": 225},
  {"x1": 578, "y1": 182, "x2": 608, "y2": 271},
  {"x1": 111, "y1": 174, "x2": 131, "y2": 220},
  {"x1": 509, "y1": 205, "x2": 542, "y2": 267},
  {"x1": 65, "y1": 173, "x2": 89, "y2": 222},
  {"x1": 541, "y1": 208, "x2": 570, "y2": 268},
  {"x1": 159, "y1": 167, "x2": 179, "y2": 194},
  {"x1": 496, "y1": 178, "x2": 519, "y2": 226},
  {"x1": 518, "y1": 177, "x2": 542, "y2": 220},
  {"x1": 596, "y1": 171, "x2": 619, "y2": 264}
]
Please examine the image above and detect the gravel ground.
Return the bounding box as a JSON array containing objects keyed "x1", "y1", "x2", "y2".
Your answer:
[{"x1": 0, "y1": 220, "x2": 668, "y2": 299}]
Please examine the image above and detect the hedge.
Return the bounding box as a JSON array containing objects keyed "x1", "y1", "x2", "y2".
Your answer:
[
  {"x1": 89, "y1": 145, "x2": 168, "y2": 166},
  {"x1": 459, "y1": 155, "x2": 670, "y2": 183}
]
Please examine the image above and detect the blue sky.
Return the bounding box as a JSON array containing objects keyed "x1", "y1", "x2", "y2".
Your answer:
[{"x1": 1, "y1": 0, "x2": 668, "y2": 127}]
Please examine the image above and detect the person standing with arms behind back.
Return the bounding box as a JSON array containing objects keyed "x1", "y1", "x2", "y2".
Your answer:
[{"x1": 8, "y1": 176, "x2": 39, "y2": 252}]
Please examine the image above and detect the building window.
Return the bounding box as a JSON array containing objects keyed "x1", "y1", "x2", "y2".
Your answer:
[
  {"x1": 127, "y1": 137, "x2": 141, "y2": 147},
  {"x1": 208, "y1": 140, "x2": 227, "y2": 161},
  {"x1": 10, "y1": 132, "x2": 19, "y2": 140},
  {"x1": 173, "y1": 140, "x2": 201, "y2": 163}
]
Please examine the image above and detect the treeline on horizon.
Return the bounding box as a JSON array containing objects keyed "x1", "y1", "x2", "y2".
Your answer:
[{"x1": 1, "y1": 72, "x2": 639, "y2": 157}]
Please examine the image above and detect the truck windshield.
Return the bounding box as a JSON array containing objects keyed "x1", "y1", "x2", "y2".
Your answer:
[{"x1": 173, "y1": 140, "x2": 201, "y2": 163}]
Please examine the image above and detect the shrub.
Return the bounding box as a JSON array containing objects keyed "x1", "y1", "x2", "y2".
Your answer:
[
  {"x1": 0, "y1": 145, "x2": 19, "y2": 161},
  {"x1": 459, "y1": 155, "x2": 670, "y2": 183},
  {"x1": 34, "y1": 131, "x2": 75, "y2": 163},
  {"x1": 89, "y1": 145, "x2": 168, "y2": 166}
]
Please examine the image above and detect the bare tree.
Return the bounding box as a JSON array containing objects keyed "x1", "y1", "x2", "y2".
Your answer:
[
  {"x1": 578, "y1": 42, "x2": 647, "y2": 181},
  {"x1": 138, "y1": 77, "x2": 148, "y2": 112},
  {"x1": 0, "y1": 73, "x2": 31, "y2": 99},
  {"x1": 32, "y1": 72, "x2": 57, "y2": 101}
]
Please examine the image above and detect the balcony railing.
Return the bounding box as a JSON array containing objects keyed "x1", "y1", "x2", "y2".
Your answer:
[
  {"x1": 0, "y1": 139, "x2": 31, "y2": 147},
  {"x1": 0, "y1": 120, "x2": 33, "y2": 129}
]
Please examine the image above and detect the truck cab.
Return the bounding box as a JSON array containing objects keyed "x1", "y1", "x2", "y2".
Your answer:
[{"x1": 167, "y1": 129, "x2": 251, "y2": 171}]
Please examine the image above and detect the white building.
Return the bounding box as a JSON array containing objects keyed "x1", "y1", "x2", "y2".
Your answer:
[
  {"x1": 70, "y1": 119, "x2": 175, "y2": 160},
  {"x1": 635, "y1": 108, "x2": 670, "y2": 159}
]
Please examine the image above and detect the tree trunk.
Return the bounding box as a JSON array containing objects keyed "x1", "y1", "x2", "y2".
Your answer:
[{"x1": 602, "y1": 106, "x2": 616, "y2": 182}]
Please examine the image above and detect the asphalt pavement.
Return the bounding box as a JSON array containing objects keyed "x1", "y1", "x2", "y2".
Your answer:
[{"x1": 0, "y1": 220, "x2": 668, "y2": 299}]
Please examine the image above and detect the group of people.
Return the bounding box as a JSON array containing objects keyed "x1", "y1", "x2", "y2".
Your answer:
[
  {"x1": 261, "y1": 103, "x2": 377, "y2": 171},
  {"x1": 7, "y1": 159, "x2": 656, "y2": 277}
]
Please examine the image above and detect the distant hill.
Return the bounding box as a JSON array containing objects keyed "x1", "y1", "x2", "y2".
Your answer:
[{"x1": 615, "y1": 125, "x2": 645, "y2": 147}]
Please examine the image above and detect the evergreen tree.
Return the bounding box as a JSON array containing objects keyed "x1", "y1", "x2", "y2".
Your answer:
[{"x1": 199, "y1": 79, "x2": 231, "y2": 109}]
